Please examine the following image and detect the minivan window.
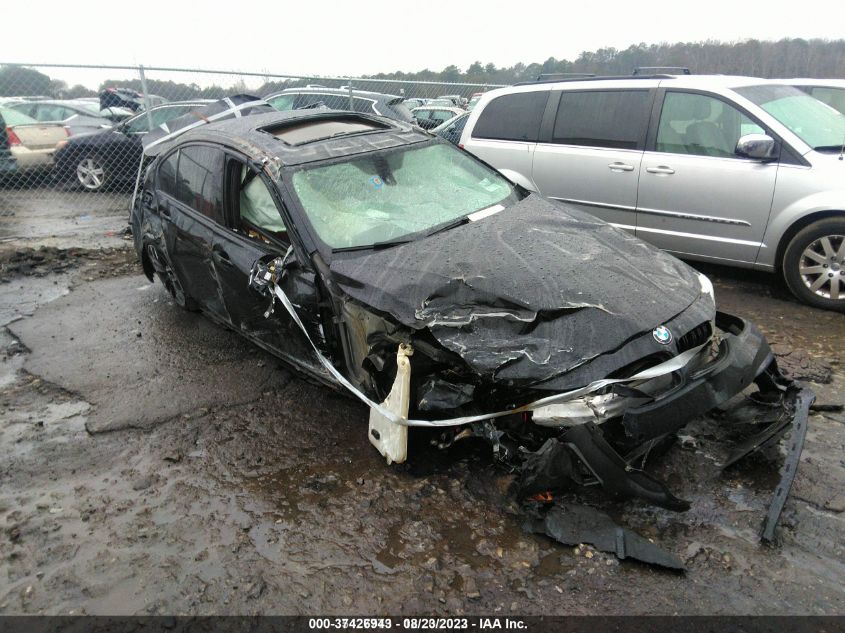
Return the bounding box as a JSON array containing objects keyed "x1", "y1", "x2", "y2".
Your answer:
[
  {"x1": 804, "y1": 86, "x2": 845, "y2": 116},
  {"x1": 656, "y1": 92, "x2": 763, "y2": 158},
  {"x1": 552, "y1": 90, "x2": 651, "y2": 149},
  {"x1": 176, "y1": 145, "x2": 225, "y2": 224},
  {"x1": 159, "y1": 150, "x2": 179, "y2": 198},
  {"x1": 472, "y1": 91, "x2": 547, "y2": 142},
  {"x1": 736, "y1": 84, "x2": 845, "y2": 151}
]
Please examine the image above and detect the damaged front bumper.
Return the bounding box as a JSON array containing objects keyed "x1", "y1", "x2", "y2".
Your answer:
[{"x1": 512, "y1": 312, "x2": 814, "y2": 543}]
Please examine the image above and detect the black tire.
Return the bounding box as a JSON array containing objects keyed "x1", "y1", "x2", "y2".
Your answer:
[
  {"x1": 146, "y1": 244, "x2": 199, "y2": 311},
  {"x1": 74, "y1": 154, "x2": 108, "y2": 192},
  {"x1": 782, "y1": 217, "x2": 845, "y2": 312}
]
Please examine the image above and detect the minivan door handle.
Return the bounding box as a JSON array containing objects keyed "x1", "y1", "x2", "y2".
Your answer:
[
  {"x1": 608, "y1": 162, "x2": 635, "y2": 172},
  {"x1": 646, "y1": 166, "x2": 675, "y2": 175}
]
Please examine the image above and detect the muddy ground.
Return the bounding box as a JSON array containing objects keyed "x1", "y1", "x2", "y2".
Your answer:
[{"x1": 1, "y1": 188, "x2": 844, "y2": 615}]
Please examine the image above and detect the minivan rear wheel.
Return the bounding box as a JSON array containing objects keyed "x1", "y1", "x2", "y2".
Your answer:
[{"x1": 783, "y1": 217, "x2": 845, "y2": 312}]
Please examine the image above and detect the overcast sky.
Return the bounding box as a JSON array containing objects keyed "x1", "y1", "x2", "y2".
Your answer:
[{"x1": 4, "y1": 0, "x2": 843, "y2": 87}]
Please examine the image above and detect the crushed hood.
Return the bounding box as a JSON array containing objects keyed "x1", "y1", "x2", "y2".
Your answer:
[{"x1": 330, "y1": 195, "x2": 710, "y2": 389}]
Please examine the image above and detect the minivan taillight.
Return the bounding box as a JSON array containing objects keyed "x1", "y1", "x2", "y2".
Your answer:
[{"x1": 6, "y1": 127, "x2": 21, "y2": 146}]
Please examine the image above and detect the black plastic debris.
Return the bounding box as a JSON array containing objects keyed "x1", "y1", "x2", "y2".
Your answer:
[
  {"x1": 721, "y1": 385, "x2": 815, "y2": 542},
  {"x1": 526, "y1": 503, "x2": 686, "y2": 571}
]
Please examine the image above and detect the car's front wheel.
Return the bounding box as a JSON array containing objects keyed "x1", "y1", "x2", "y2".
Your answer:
[
  {"x1": 75, "y1": 154, "x2": 108, "y2": 191},
  {"x1": 783, "y1": 217, "x2": 845, "y2": 312}
]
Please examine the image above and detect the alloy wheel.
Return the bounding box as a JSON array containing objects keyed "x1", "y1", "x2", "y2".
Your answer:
[
  {"x1": 798, "y1": 234, "x2": 845, "y2": 301},
  {"x1": 76, "y1": 157, "x2": 106, "y2": 191}
]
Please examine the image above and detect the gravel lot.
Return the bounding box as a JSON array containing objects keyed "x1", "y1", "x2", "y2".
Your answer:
[{"x1": 1, "y1": 187, "x2": 844, "y2": 615}]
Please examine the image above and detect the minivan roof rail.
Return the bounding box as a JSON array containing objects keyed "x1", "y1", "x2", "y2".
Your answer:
[
  {"x1": 514, "y1": 74, "x2": 678, "y2": 86},
  {"x1": 632, "y1": 66, "x2": 691, "y2": 75},
  {"x1": 536, "y1": 72, "x2": 596, "y2": 81}
]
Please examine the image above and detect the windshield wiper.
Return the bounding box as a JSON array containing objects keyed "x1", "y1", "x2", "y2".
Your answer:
[
  {"x1": 425, "y1": 216, "x2": 469, "y2": 237},
  {"x1": 332, "y1": 238, "x2": 414, "y2": 253}
]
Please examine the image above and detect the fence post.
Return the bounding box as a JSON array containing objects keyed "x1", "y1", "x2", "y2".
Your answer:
[
  {"x1": 348, "y1": 79, "x2": 353, "y2": 111},
  {"x1": 138, "y1": 65, "x2": 154, "y2": 131}
]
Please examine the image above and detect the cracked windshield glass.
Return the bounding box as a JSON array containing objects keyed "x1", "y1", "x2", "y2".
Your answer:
[{"x1": 291, "y1": 143, "x2": 516, "y2": 249}]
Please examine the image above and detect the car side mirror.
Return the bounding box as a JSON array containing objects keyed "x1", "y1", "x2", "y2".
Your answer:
[{"x1": 735, "y1": 134, "x2": 778, "y2": 161}]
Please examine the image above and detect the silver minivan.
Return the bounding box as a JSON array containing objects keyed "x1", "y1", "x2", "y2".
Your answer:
[{"x1": 459, "y1": 75, "x2": 845, "y2": 311}]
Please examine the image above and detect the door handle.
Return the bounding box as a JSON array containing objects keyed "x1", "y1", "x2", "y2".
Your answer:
[
  {"x1": 646, "y1": 166, "x2": 675, "y2": 175},
  {"x1": 212, "y1": 246, "x2": 233, "y2": 267},
  {"x1": 608, "y1": 162, "x2": 635, "y2": 172}
]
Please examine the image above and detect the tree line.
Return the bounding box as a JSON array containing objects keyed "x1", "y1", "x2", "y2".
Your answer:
[{"x1": 2, "y1": 38, "x2": 844, "y2": 101}]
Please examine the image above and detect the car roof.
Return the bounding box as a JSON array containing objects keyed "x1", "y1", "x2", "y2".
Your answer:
[
  {"x1": 157, "y1": 109, "x2": 428, "y2": 168},
  {"x1": 781, "y1": 78, "x2": 845, "y2": 88},
  {"x1": 503, "y1": 74, "x2": 777, "y2": 92},
  {"x1": 412, "y1": 105, "x2": 463, "y2": 111},
  {"x1": 141, "y1": 100, "x2": 214, "y2": 112},
  {"x1": 267, "y1": 87, "x2": 403, "y2": 101}
]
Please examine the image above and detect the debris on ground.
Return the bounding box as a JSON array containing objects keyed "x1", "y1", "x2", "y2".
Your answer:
[
  {"x1": 0, "y1": 246, "x2": 138, "y2": 283},
  {"x1": 524, "y1": 503, "x2": 685, "y2": 571}
]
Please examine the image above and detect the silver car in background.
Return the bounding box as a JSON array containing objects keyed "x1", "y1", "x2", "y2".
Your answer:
[
  {"x1": 459, "y1": 75, "x2": 845, "y2": 311},
  {"x1": 7, "y1": 99, "x2": 134, "y2": 136}
]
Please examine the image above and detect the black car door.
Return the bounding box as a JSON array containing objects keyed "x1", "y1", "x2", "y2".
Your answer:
[
  {"x1": 157, "y1": 144, "x2": 230, "y2": 323},
  {"x1": 212, "y1": 156, "x2": 324, "y2": 375}
]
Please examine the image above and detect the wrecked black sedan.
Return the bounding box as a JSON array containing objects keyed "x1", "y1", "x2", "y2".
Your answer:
[{"x1": 131, "y1": 106, "x2": 812, "y2": 545}]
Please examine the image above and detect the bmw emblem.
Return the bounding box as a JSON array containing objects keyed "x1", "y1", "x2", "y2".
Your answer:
[{"x1": 653, "y1": 326, "x2": 673, "y2": 345}]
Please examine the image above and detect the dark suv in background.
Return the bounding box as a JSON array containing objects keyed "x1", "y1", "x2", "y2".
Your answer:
[{"x1": 264, "y1": 87, "x2": 414, "y2": 123}]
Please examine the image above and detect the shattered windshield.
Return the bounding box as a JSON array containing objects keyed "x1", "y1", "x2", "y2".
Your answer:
[
  {"x1": 736, "y1": 84, "x2": 845, "y2": 150},
  {"x1": 290, "y1": 142, "x2": 517, "y2": 249}
]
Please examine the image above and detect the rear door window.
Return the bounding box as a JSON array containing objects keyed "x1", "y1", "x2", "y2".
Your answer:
[
  {"x1": 552, "y1": 90, "x2": 651, "y2": 149},
  {"x1": 158, "y1": 150, "x2": 179, "y2": 197},
  {"x1": 472, "y1": 91, "x2": 547, "y2": 142},
  {"x1": 175, "y1": 145, "x2": 225, "y2": 224},
  {"x1": 11, "y1": 103, "x2": 37, "y2": 118}
]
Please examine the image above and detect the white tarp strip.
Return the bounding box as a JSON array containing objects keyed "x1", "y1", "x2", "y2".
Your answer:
[{"x1": 268, "y1": 274, "x2": 706, "y2": 429}]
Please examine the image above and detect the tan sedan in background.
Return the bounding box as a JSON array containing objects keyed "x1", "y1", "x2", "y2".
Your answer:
[{"x1": 0, "y1": 107, "x2": 68, "y2": 171}]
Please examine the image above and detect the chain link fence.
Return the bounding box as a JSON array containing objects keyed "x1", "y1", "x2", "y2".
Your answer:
[{"x1": 0, "y1": 63, "x2": 504, "y2": 237}]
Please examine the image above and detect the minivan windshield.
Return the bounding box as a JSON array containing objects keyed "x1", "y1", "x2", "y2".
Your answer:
[
  {"x1": 736, "y1": 84, "x2": 845, "y2": 151},
  {"x1": 290, "y1": 142, "x2": 517, "y2": 250}
]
